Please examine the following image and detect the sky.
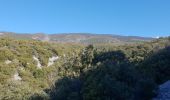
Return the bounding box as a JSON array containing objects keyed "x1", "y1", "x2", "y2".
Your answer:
[{"x1": 0, "y1": 0, "x2": 170, "y2": 37}]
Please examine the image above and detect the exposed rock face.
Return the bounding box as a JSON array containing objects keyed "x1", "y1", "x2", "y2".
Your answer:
[
  {"x1": 13, "y1": 72, "x2": 22, "y2": 81},
  {"x1": 153, "y1": 80, "x2": 170, "y2": 100},
  {"x1": 47, "y1": 56, "x2": 59, "y2": 67},
  {"x1": 33, "y1": 56, "x2": 42, "y2": 69},
  {"x1": 5, "y1": 60, "x2": 12, "y2": 64}
]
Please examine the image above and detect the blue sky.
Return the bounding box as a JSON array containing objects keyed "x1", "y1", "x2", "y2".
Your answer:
[{"x1": 0, "y1": 0, "x2": 170, "y2": 37}]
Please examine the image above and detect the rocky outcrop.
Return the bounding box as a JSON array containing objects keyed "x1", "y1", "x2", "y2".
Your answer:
[
  {"x1": 153, "y1": 80, "x2": 170, "y2": 100},
  {"x1": 33, "y1": 56, "x2": 42, "y2": 69},
  {"x1": 47, "y1": 56, "x2": 59, "y2": 67}
]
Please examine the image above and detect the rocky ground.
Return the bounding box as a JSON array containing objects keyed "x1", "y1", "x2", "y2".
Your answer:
[{"x1": 153, "y1": 80, "x2": 170, "y2": 100}]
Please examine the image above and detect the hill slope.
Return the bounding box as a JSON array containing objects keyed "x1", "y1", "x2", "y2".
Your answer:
[
  {"x1": 0, "y1": 32, "x2": 154, "y2": 44},
  {"x1": 0, "y1": 36, "x2": 169, "y2": 100}
]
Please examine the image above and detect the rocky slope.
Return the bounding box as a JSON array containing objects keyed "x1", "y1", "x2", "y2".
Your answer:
[{"x1": 153, "y1": 80, "x2": 170, "y2": 100}]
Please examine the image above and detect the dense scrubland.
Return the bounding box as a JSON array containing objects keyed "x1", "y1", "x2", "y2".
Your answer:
[{"x1": 0, "y1": 37, "x2": 169, "y2": 100}]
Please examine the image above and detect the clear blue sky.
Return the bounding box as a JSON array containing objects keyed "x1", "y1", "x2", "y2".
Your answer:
[{"x1": 0, "y1": 0, "x2": 170, "y2": 37}]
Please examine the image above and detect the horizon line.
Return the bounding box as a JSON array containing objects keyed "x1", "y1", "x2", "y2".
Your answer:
[{"x1": 0, "y1": 30, "x2": 169, "y2": 38}]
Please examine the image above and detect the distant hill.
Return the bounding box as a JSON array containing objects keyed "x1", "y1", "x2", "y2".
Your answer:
[{"x1": 0, "y1": 32, "x2": 154, "y2": 44}]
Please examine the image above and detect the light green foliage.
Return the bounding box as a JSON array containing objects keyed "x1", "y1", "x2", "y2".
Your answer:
[
  {"x1": 0, "y1": 38, "x2": 83, "y2": 99},
  {"x1": 0, "y1": 37, "x2": 169, "y2": 100}
]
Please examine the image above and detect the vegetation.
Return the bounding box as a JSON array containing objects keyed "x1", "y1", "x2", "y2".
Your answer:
[{"x1": 0, "y1": 37, "x2": 169, "y2": 100}]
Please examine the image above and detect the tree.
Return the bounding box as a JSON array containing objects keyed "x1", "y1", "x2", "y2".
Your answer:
[{"x1": 81, "y1": 44, "x2": 94, "y2": 73}]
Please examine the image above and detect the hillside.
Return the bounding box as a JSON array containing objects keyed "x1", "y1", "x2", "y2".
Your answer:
[
  {"x1": 0, "y1": 32, "x2": 154, "y2": 45},
  {"x1": 0, "y1": 38, "x2": 83, "y2": 99},
  {"x1": 0, "y1": 36, "x2": 169, "y2": 100}
]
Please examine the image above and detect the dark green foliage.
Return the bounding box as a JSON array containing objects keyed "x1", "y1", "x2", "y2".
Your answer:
[
  {"x1": 48, "y1": 77, "x2": 82, "y2": 100},
  {"x1": 46, "y1": 37, "x2": 170, "y2": 100},
  {"x1": 93, "y1": 50, "x2": 127, "y2": 64},
  {"x1": 30, "y1": 93, "x2": 49, "y2": 100},
  {"x1": 81, "y1": 44, "x2": 94, "y2": 68},
  {"x1": 81, "y1": 52, "x2": 157, "y2": 100},
  {"x1": 134, "y1": 78, "x2": 157, "y2": 100},
  {"x1": 47, "y1": 49, "x2": 159, "y2": 100},
  {"x1": 139, "y1": 46, "x2": 170, "y2": 84}
]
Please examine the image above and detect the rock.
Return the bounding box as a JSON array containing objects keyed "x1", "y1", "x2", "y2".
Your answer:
[
  {"x1": 13, "y1": 72, "x2": 22, "y2": 81},
  {"x1": 33, "y1": 56, "x2": 42, "y2": 69},
  {"x1": 47, "y1": 56, "x2": 59, "y2": 67},
  {"x1": 5, "y1": 60, "x2": 12, "y2": 64},
  {"x1": 153, "y1": 80, "x2": 170, "y2": 100}
]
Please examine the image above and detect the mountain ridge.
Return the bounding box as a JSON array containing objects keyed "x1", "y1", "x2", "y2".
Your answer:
[{"x1": 0, "y1": 32, "x2": 154, "y2": 45}]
